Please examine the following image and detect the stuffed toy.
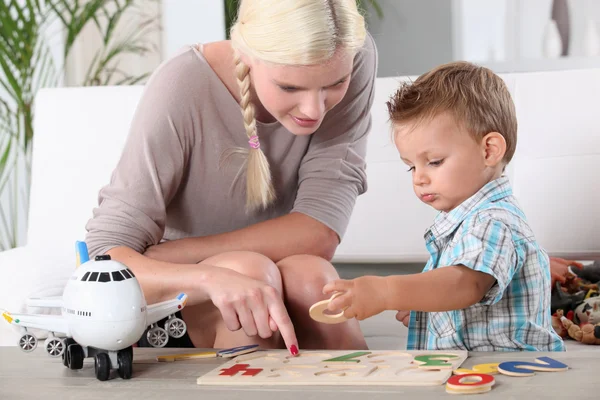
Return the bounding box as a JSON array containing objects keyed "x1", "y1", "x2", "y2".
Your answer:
[
  {"x1": 560, "y1": 316, "x2": 600, "y2": 345},
  {"x1": 557, "y1": 298, "x2": 600, "y2": 345}
]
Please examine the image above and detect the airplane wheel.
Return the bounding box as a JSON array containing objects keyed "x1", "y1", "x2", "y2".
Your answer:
[
  {"x1": 67, "y1": 344, "x2": 84, "y2": 370},
  {"x1": 146, "y1": 326, "x2": 169, "y2": 348},
  {"x1": 117, "y1": 347, "x2": 133, "y2": 379},
  {"x1": 44, "y1": 337, "x2": 65, "y2": 358},
  {"x1": 94, "y1": 353, "x2": 111, "y2": 381},
  {"x1": 18, "y1": 333, "x2": 37, "y2": 352},
  {"x1": 165, "y1": 317, "x2": 187, "y2": 338},
  {"x1": 62, "y1": 339, "x2": 76, "y2": 367}
]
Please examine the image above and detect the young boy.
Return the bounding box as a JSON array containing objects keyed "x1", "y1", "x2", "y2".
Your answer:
[{"x1": 323, "y1": 61, "x2": 565, "y2": 351}]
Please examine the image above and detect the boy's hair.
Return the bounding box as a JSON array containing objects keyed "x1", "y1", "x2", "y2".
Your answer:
[{"x1": 386, "y1": 61, "x2": 517, "y2": 164}]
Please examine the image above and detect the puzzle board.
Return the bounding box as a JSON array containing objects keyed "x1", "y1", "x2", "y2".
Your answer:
[{"x1": 197, "y1": 350, "x2": 468, "y2": 386}]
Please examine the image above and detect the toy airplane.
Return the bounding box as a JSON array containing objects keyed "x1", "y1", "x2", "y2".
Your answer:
[{"x1": 2, "y1": 241, "x2": 188, "y2": 381}]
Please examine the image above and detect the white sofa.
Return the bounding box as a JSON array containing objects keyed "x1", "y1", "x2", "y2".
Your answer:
[{"x1": 0, "y1": 69, "x2": 599, "y2": 349}]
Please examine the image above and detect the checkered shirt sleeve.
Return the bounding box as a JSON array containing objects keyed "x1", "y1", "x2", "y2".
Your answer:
[{"x1": 443, "y1": 217, "x2": 517, "y2": 305}]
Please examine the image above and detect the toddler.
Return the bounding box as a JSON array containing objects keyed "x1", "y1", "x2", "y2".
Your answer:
[{"x1": 323, "y1": 62, "x2": 565, "y2": 351}]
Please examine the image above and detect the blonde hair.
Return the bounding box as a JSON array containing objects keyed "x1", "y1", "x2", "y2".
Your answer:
[
  {"x1": 229, "y1": 0, "x2": 367, "y2": 212},
  {"x1": 386, "y1": 61, "x2": 518, "y2": 164}
]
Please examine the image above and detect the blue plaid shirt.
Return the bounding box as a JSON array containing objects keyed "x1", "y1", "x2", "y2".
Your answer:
[{"x1": 406, "y1": 176, "x2": 565, "y2": 351}]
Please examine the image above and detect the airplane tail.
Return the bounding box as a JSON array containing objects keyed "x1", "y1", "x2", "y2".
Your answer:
[{"x1": 75, "y1": 241, "x2": 90, "y2": 267}]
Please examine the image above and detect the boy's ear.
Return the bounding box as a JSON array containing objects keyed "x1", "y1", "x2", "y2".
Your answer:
[{"x1": 481, "y1": 132, "x2": 507, "y2": 167}]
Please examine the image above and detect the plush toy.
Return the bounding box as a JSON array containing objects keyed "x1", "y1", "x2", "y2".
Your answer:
[
  {"x1": 573, "y1": 298, "x2": 600, "y2": 325},
  {"x1": 551, "y1": 261, "x2": 600, "y2": 315},
  {"x1": 560, "y1": 316, "x2": 600, "y2": 345},
  {"x1": 557, "y1": 298, "x2": 600, "y2": 345},
  {"x1": 552, "y1": 309, "x2": 568, "y2": 339}
]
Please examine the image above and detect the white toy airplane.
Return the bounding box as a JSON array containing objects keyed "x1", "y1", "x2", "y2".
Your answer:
[{"x1": 2, "y1": 241, "x2": 188, "y2": 381}]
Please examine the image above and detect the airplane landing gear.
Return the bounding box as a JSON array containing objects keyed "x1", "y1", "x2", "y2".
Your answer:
[
  {"x1": 146, "y1": 325, "x2": 169, "y2": 347},
  {"x1": 165, "y1": 317, "x2": 187, "y2": 338},
  {"x1": 117, "y1": 346, "x2": 133, "y2": 379},
  {"x1": 94, "y1": 353, "x2": 111, "y2": 381},
  {"x1": 65, "y1": 343, "x2": 84, "y2": 370},
  {"x1": 44, "y1": 337, "x2": 65, "y2": 358},
  {"x1": 62, "y1": 338, "x2": 76, "y2": 366},
  {"x1": 18, "y1": 333, "x2": 38, "y2": 352}
]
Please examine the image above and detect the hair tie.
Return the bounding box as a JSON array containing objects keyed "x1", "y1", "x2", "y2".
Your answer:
[{"x1": 248, "y1": 135, "x2": 260, "y2": 150}]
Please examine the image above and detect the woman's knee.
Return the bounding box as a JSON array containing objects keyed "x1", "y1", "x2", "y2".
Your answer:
[
  {"x1": 203, "y1": 251, "x2": 283, "y2": 292},
  {"x1": 276, "y1": 255, "x2": 340, "y2": 299}
]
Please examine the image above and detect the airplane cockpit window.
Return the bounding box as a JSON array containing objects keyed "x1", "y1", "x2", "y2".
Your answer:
[
  {"x1": 127, "y1": 268, "x2": 136, "y2": 278},
  {"x1": 98, "y1": 272, "x2": 111, "y2": 282},
  {"x1": 89, "y1": 272, "x2": 99, "y2": 282},
  {"x1": 81, "y1": 271, "x2": 91, "y2": 281},
  {"x1": 121, "y1": 269, "x2": 133, "y2": 279},
  {"x1": 112, "y1": 271, "x2": 125, "y2": 281}
]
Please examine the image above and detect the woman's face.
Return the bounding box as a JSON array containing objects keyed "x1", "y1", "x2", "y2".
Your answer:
[{"x1": 247, "y1": 51, "x2": 354, "y2": 135}]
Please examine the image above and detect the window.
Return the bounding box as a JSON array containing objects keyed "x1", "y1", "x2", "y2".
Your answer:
[
  {"x1": 89, "y1": 272, "x2": 99, "y2": 282},
  {"x1": 112, "y1": 271, "x2": 125, "y2": 281},
  {"x1": 126, "y1": 268, "x2": 136, "y2": 278},
  {"x1": 121, "y1": 269, "x2": 132, "y2": 279},
  {"x1": 81, "y1": 272, "x2": 91, "y2": 281},
  {"x1": 98, "y1": 272, "x2": 111, "y2": 282}
]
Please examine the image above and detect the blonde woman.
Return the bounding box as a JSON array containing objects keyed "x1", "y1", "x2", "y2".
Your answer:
[{"x1": 85, "y1": 0, "x2": 377, "y2": 355}]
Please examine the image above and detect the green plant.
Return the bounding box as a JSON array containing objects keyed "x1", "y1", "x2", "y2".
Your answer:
[
  {"x1": 224, "y1": 0, "x2": 384, "y2": 39},
  {"x1": 0, "y1": 0, "x2": 159, "y2": 250}
]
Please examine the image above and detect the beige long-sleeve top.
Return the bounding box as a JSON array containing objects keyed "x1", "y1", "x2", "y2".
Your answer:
[{"x1": 85, "y1": 34, "x2": 378, "y2": 258}]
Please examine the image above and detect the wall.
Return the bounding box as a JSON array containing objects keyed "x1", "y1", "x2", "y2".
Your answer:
[
  {"x1": 161, "y1": 0, "x2": 226, "y2": 59},
  {"x1": 368, "y1": 0, "x2": 600, "y2": 77},
  {"x1": 365, "y1": 0, "x2": 454, "y2": 77}
]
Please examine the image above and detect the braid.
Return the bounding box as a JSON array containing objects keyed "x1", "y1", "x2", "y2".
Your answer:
[{"x1": 233, "y1": 50, "x2": 276, "y2": 212}]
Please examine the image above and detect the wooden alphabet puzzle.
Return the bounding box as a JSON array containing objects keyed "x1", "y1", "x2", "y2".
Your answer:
[{"x1": 197, "y1": 350, "x2": 468, "y2": 386}]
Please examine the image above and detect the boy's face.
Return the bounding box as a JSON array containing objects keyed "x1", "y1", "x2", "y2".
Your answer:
[{"x1": 394, "y1": 112, "x2": 495, "y2": 213}]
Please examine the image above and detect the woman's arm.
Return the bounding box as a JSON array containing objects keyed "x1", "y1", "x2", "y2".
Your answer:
[
  {"x1": 106, "y1": 246, "x2": 211, "y2": 305},
  {"x1": 144, "y1": 212, "x2": 339, "y2": 263},
  {"x1": 324, "y1": 266, "x2": 497, "y2": 320},
  {"x1": 107, "y1": 246, "x2": 299, "y2": 352}
]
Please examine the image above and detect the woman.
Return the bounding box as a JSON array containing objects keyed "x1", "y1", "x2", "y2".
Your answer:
[{"x1": 85, "y1": 0, "x2": 378, "y2": 355}]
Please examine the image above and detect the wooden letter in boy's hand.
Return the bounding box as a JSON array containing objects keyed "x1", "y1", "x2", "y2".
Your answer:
[{"x1": 323, "y1": 276, "x2": 391, "y2": 320}]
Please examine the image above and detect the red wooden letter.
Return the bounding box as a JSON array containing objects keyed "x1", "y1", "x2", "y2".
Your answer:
[
  {"x1": 219, "y1": 364, "x2": 263, "y2": 377},
  {"x1": 447, "y1": 373, "x2": 495, "y2": 387}
]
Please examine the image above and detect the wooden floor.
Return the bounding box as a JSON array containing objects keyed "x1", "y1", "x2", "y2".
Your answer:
[{"x1": 1, "y1": 346, "x2": 599, "y2": 399}]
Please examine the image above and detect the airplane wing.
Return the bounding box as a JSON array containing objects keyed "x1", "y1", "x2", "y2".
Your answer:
[
  {"x1": 2, "y1": 311, "x2": 70, "y2": 336},
  {"x1": 146, "y1": 293, "x2": 188, "y2": 326},
  {"x1": 26, "y1": 296, "x2": 63, "y2": 308}
]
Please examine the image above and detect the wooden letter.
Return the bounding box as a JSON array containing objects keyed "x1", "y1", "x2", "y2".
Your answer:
[
  {"x1": 323, "y1": 351, "x2": 371, "y2": 363},
  {"x1": 414, "y1": 354, "x2": 460, "y2": 370},
  {"x1": 498, "y1": 357, "x2": 568, "y2": 377},
  {"x1": 454, "y1": 363, "x2": 499, "y2": 375},
  {"x1": 217, "y1": 344, "x2": 259, "y2": 358},
  {"x1": 219, "y1": 364, "x2": 263, "y2": 377},
  {"x1": 446, "y1": 373, "x2": 495, "y2": 394}
]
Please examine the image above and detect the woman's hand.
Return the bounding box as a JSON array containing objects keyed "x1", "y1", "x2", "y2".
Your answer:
[
  {"x1": 322, "y1": 276, "x2": 390, "y2": 321},
  {"x1": 205, "y1": 267, "x2": 299, "y2": 355},
  {"x1": 550, "y1": 257, "x2": 584, "y2": 289},
  {"x1": 395, "y1": 310, "x2": 410, "y2": 327}
]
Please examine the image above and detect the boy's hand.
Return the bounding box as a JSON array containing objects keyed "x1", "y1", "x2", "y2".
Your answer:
[
  {"x1": 395, "y1": 310, "x2": 410, "y2": 327},
  {"x1": 323, "y1": 276, "x2": 389, "y2": 321},
  {"x1": 550, "y1": 257, "x2": 584, "y2": 288}
]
